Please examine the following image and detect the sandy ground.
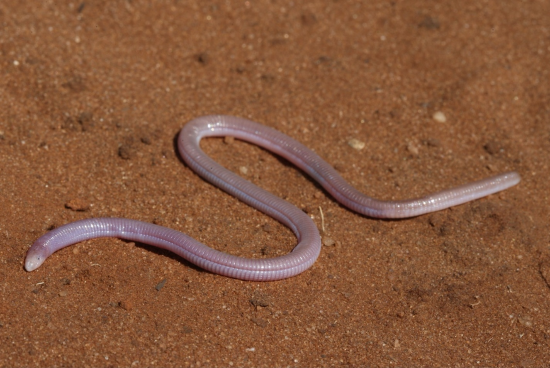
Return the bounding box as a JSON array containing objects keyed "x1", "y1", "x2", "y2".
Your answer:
[{"x1": 1, "y1": 0, "x2": 549, "y2": 366}]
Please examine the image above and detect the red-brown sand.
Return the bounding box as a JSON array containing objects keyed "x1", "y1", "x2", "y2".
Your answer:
[{"x1": 1, "y1": 1, "x2": 549, "y2": 366}]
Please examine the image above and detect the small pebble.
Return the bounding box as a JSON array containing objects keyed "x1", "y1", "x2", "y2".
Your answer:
[
  {"x1": 406, "y1": 142, "x2": 419, "y2": 155},
  {"x1": 432, "y1": 111, "x2": 447, "y2": 123},
  {"x1": 239, "y1": 166, "x2": 248, "y2": 175},
  {"x1": 423, "y1": 138, "x2": 441, "y2": 147},
  {"x1": 118, "y1": 144, "x2": 134, "y2": 160},
  {"x1": 249, "y1": 292, "x2": 270, "y2": 308},
  {"x1": 260, "y1": 246, "x2": 272, "y2": 256},
  {"x1": 224, "y1": 136, "x2": 235, "y2": 144},
  {"x1": 419, "y1": 16, "x2": 440, "y2": 29},
  {"x1": 333, "y1": 163, "x2": 346, "y2": 172},
  {"x1": 119, "y1": 300, "x2": 133, "y2": 311},
  {"x1": 65, "y1": 198, "x2": 90, "y2": 211},
  {"x1": 302, "y1": 204, "x2": 316, "y2": 214},
  {"x1": 348, "y1": 138, "x2": 365, "y2": 150},
  {"x1": 322, "y1": 237, "x2": 335, "y2": 247},
  {"x1": 539, "y1": 261, "x2": 550, "y2": 285},
  {"x1": 155, "y1": 278, "x2": 167, "y2": 291},
  {"x1": 518, "y1": 315, "x2": 533, "y2": 328},
  {"x1": 483, "y1": 141, "x2": 501, "y2": 155},
  {"x1": 78, "y1": 112, "x2": 94, "y2": 131},
  {"x1": 153, "y1": 217, "x2": 167, "y2": 226},
  {"x1": 59, "y1": 291, "x2": 67, "y2": 297},
  {"x1": 301, "y1": 12, "x2": 317, "y2": 26},
  {"x1": 196, "y1": 52, "x2": 209, "y2": 65},
  {"x1": 251, "y1": 318, "x2": 268, "y2": 328}
]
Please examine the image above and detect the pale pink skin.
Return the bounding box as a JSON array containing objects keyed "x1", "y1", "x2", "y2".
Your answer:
[{"x1": 25, "y1": 115, "x2": 521, "y2": 281}]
